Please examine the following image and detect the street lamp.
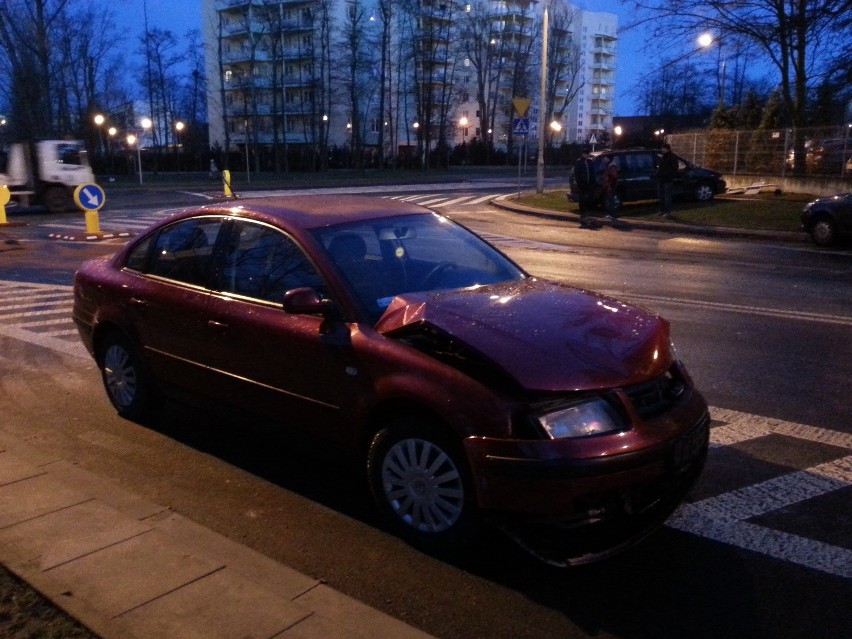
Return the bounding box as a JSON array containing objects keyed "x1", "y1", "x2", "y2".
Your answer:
[
  {"x1": 698, "y1": 32, "x2": 726, "y2": 106},
  {"x1": 614, "y1": 125, "x2": 623, "y2": 148},
  {"x1": 93, "y1": 114, "x2": 106, "y2": 170},
  {"x1": 107, "y1": 126, "x2": 117, "y2": 179},
  {"x1": 174, "y1": 121, "x2": 185, "y2": 172},
  {"x1": 140, "y1": 118, "x2": 152, "y2": 183},
  {"x1": 126, "y1": 133, "x2": 142, "y2": 185}
]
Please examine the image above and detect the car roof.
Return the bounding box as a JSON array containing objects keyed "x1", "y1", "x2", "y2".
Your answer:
[
  {"x1": 591, "y1": 148, "x2": 659, "y2": 156},
  {"x1": 190, "y1": 194, "x2": 431, "y2": 230}
]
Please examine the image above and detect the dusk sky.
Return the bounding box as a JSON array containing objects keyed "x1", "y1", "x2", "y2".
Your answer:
[{"x1": 106, "y1": 0, "x2": 653, "y2": 116}]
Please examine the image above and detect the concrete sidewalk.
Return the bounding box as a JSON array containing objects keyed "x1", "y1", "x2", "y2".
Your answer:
[{"x1": 0, "y1": 428, "x2": 434, "y2": 639}]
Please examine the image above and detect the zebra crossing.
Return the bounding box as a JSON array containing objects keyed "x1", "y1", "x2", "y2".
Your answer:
[
  {"x1": 384, "y1": 192, "x2": 501, "y2": 207},
  {"x1": 0, "y1": 280, "x2": 85, "y2": 358},
  {"x1": 42, "y1": 211, "x2": 172, "y2": 240},
  {"x1": 2, "y1": 276, "x2": 850, "y2": 580},
  {"x1": 34, "y1": 193, "x2": 502, "y2": 239}
]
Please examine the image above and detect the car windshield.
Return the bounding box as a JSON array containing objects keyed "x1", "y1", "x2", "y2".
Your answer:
[{"x1": 314, "y1": 212, "x2": 526, "y2": 321}]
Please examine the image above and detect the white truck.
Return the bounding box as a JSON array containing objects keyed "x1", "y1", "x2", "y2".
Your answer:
[{"x1": 0, "y1": 140, "x2": 96, "y2": 212}]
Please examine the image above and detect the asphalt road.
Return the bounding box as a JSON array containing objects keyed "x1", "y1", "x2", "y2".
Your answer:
[{"x1": 1, "y1": 186, "x2": 850, "y2": 639}]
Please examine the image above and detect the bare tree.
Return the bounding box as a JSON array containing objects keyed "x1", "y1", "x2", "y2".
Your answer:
[
  {"x1": 458, "y1": 0, "x2": 501, "y2": 163},
  {"x1": 545, "y1": 3, "x2": 582, "y2": 147},
  {"x1": 638, "y1": 58, "x2": 707, "y2": 118},
  {"x1": 339, "y1": 0, "x2": 372, "y2": 169},
  {"x1": 0, "y1": 0, "x2": 71, "y2": 138},
  {"x1": 630, "y1": 0, "x2": 852, "y2": 171}
]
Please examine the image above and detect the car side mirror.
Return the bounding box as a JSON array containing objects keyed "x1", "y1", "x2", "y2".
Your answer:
[{"x1": 282, "y1": 287, "x2": 338, "y2": 318}]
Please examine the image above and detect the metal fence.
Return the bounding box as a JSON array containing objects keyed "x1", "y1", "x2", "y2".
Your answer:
[{"x1": 668, "y1": 125, "x2": 852, "y2": 179}]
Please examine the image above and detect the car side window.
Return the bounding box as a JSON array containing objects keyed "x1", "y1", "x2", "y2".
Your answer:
[
  {"x1": 633, "y1": 153, "x2": 655, "y2": 173},
  {"x1": 219, "y1": 220, "x2": 325, "y2": 303},
  {"x1": 144, "y1": 218, "x2": 223, "y2": 286}
]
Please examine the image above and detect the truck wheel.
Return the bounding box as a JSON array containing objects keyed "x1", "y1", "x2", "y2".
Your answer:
[{"x1": 43, "y1": 186, "x2": 70, "y2": 213}]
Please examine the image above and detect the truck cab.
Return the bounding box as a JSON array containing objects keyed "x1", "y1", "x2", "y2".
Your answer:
[{"x1": 0, "y1": 140, "x2": 95, "y2": 212}]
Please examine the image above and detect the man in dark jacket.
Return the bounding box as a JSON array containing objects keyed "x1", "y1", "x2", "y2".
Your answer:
[
  {"x1": 573, "y1": 146, "x2": 595, "y2": 218},
  {"x1": 656, "y1": 143, "x2": 679, "y2": 216}
]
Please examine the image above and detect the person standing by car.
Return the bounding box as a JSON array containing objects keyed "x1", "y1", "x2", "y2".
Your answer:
[
  {"x1": 602, "y1": 155, "x2": 619, "y2": 220},
  {"x1": 656, "y1": 143, "x2": 678, "y2": 217},
  {"x1": 573, "y1": 146, "x2": 596, "y2": 220}
]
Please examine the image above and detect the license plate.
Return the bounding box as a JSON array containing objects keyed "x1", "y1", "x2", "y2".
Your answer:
[{"x1": 673, "y1": 415, "x2": 709, "y2": 470}]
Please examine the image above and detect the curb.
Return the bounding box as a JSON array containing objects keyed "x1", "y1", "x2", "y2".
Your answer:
[{"x1": 490, "y1": 193, "x2": 810, "y2": 244}]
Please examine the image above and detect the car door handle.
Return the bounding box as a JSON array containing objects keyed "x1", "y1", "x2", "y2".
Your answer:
[
  {"x1": 207, "y1": 319, "x2": 229, "y2": 330},
  {"x1": 129, "y1": 297, "x2": 149, "y2": 309}
]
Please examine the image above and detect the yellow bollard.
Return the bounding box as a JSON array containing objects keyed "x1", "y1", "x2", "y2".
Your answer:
[
  {"x1": 85, "y1": 209, "x2": 101, "y2": 234},
  {"x1": 74, "y1": 184, "x2": 106, "y2": 236},
  {"x1": 223, "y1": 170, "x2": 232, "y2": 198},
  {"x1": 0, "y1": 184, "x2": 9, "y2": 224}
]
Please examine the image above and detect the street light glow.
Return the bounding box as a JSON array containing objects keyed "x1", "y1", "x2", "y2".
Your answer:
[
  {"x1": 698, "y1": 33, "x2": 714, "y2": 48},
  {"x1": 94, "y1": 114, "x2": 105, "y2": 126}
]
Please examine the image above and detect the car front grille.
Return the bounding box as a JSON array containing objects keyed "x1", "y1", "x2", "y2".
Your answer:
[{"x1": 623, "y1": 369, "x2": 686, "y2": 419}]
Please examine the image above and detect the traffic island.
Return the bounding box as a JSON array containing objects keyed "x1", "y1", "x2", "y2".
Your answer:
[
  {"x1": 46, "y1": 230, "x2": 134, "y2": 242},
  {"x1": 44, "y1": 183, "x2": 133, "y2": 241}
]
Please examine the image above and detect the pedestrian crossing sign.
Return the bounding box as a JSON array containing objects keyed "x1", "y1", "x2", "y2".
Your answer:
[{"x1": 512, "y1": 118, "x2": 530, "y2": 136}]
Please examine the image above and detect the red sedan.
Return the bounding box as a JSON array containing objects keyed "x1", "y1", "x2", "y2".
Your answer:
[{"x1": 73, "y1": 195, "x2": 709, "y2": 565}]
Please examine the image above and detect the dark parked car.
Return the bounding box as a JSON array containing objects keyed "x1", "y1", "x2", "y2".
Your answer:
[
  {"x1": 801, "y1": 192, "x2": 852, "y2": 246},
  {"x1": 787, "y1": 139, "x2": 852, "y2": 175},
  {"x1": 570, "y1": 148, "x2": 727, "y2": 210},
  {"x1": 73, "y1": 195, "x2": 709, "y2": 565}
]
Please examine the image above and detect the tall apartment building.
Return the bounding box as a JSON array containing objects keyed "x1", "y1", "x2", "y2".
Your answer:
[
  {"x1": 447, "y1": 3, "x2": 619, "y2": 147},
  {"x1": 203, "y1": 0, "x2": 617, "y2": 160},
  {"x1": 566, "y1": 9, "x2": 618, "y2": 145}
]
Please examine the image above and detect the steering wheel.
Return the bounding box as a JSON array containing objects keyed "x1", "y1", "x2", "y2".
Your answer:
[{"x1": 421, "y1": 261, "x2": 456, "y2": 289}]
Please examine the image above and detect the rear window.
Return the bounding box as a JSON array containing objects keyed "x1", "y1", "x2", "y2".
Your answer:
[{"x1": 126, "y1": 217, "x2": 224, "y2": 287}]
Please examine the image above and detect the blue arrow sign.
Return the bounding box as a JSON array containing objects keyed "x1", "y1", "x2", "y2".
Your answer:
[
  {"x1": 74, "y1": 183, "x2": 106, "y2": 211},
  {"x1": 512, "y1": 118, "x2": 530, "y2": 136}
]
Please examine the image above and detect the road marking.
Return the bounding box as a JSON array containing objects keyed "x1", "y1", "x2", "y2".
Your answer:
[
  {"x1": 619, "y1": 293, "x2": 852, "y2": 328},
  {"x1": 477, "y1": 232, "x2": 852, "y2": 328},
  {"x1": 668, "y1": 408, "x2": 852, "y2": 579},
  {"x1": 1, "y1": 279, "x2": 849, "y2": 579}
]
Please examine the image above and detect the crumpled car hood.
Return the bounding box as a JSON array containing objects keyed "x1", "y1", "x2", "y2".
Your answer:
[{"x1": 375, "y1": 278, "x2": 671, "y2": 391}]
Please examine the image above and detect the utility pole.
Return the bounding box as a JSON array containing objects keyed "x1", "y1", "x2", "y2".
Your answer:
[{"x1": 536, "y1": 6, "x2": 549, "y2": 194}]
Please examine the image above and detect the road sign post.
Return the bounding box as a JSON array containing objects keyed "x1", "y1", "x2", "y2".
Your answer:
[
  {"x1": 73, "y1": 184, "x2": 106, "y2": 235},
  {"x1": 0, "y1": 185, "x2": 9, "y2": 225}
]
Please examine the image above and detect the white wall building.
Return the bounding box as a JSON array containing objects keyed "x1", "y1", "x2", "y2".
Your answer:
[{"x1": 202, "y1": 0, "x2": 617, "y2": 162}]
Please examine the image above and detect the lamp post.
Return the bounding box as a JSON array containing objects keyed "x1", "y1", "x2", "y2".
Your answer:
[
  {"x1": 458, "y1": 117, "x2": 469, "y2": 165},
  {"x1": 698, "y1": 32, "x2": 726, "y2": 106},
  {"x1": 107, "y1": 126, "x2": 117, "y2": 179},
  {"x1": 138, "y1": 117, "x2": 152, "y2": 184},
  {"x1": 175, "y1": 121, "x2": 184, "y2": 173},
  {"x1": 93, "y1": 114, "x2": 106, "y2": 171},
  {"x1": 126, "y1": 133, "x2": 141, "y2": 184},
  {"x1": 536, "y1": 5, "x2": 549, "y2": 194}
]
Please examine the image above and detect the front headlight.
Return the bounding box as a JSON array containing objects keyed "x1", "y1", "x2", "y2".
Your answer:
[{"x1": 537, "y1": 398, "x2": 626, "y2": 439}]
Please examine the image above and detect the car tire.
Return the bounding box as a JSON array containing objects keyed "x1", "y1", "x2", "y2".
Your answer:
[
  {"x1": 810, "y1": 215, "x2": 836, "y2": 247},
  {"x1": 694, "y1": 183, "x2": 715, "y2": 201},
  {"x1": 367, "y1": 418, "x2": 478, "y2": 550},
  {"x1": 98, "y1": 332, "x2": 153, "y2": 420}
]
